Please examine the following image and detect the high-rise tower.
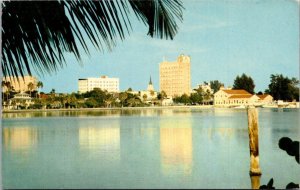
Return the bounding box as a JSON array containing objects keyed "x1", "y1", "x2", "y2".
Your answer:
[{"x1": 159, "y1": 54, "x2": 191, "y2": 97}]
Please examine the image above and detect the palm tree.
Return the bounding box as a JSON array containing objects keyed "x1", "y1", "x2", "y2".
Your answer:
[
  {"x1": 119, "y1": 92, "x2": 128, "y2": 107},
  {"x1": 1, "y1": 81, "x2": 5, "y2": 105},
  {"x1": 3, "y1": 81, "x2": 12, "y2": 103},
  {"x1": 36, "y1": 81, "x2": 44, "y2": 98},
  {"x1": 27, "y1": 82, "x2": 34, "y2": 98},
  {"x1": 143, "y1": 94, "x2": 148, "y2": 102},
  {"x1": 2, "y1": 1, "x2": 183, "y2": 78},
  {"x1": 105, "y1": 94, "x2": 114, "y2": 108}
]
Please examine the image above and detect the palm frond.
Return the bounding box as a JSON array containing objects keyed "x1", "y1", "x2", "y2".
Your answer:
[{"x1": 1, "y1": 0, "x2": 183, "y2": 78}]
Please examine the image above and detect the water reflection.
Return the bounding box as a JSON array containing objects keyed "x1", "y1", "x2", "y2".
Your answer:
[
  {"x1": 79, "y1": 126, "x2": 120, "y2": 162},
  {"x1": 207, "y1": 127, "x2": 236, "y2": 140},
  {"x1": 2, "y1": 110, "x2": 122, "y2": 118},
  {"x1": 3, "y1": 127, "x2": 37, "y2": 156},
  {"x1": 160, "y1": 118, "x2": 193, "y2": 176},
  {"x1": 2, "y1": 108, "x2": 208, "y2": 119}
]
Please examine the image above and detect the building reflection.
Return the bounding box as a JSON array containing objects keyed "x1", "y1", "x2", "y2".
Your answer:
[
  {"x1": 3, "y1": 127, "x2": 37, "y2": 156},
  {"x1": 79, "y1": 124, "x2": 120, "y2": 162},
  {"x1": 207, "y1": 127, "x2": 235, "y2": 140},
  {"x1": 160, "y1": 118, "x2": 193, "y2": 176}
]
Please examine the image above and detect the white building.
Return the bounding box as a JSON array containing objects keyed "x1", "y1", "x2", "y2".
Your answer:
[
  {"x1": 8, "y1": 92, "x2": 33, "y2": 109},
  {"x1": 78, "y1": 76, "x2": 119, "y2": 93},
  {"x1": 214, "y1": 89, "x2": 260, "y2": 107}
]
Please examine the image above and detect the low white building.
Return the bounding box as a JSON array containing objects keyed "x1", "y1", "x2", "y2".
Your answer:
[
  {"x1": 162, "y1": 97, "x2": 173, "y2": 106},
  {"x1": 9, "y1": 92, "x2": 33, "y2": 109},
  {"x1": 257, "y1": 94, "x2": 273, "y2": 105},
  {"x1": 214, "y1": 89, "x2": 260, "y2": 107},
  {"x1": 78, "y1": 76, "x2": 119, "y2": 93}
]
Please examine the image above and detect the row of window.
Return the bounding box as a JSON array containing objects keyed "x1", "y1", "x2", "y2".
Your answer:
[
  {"x1": 214, "y1": 94, "x2": 227, "y2": 98},
  {"x1": 215, "y1": 100, "x2": 249, "y2": 104}
]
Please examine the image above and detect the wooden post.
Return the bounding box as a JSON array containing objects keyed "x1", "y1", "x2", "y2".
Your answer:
[
  {"x1": 247, "y1": 106, "x2": 262, "y2": 176},
  {"x1": 250, "y1": 175, "x2": 261, "y2": 189}
]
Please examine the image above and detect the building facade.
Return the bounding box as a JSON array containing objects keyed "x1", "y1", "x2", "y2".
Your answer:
[
  {"x1": 214, "y1": 89, "x2": 260, "y2": 107},
  {"x1": 159, "y1": 54, "x2": 191, "y2": 97},
  {"x1": 78, "y1": 76, "x2": 119, "y2": 93},
  {"x1": 2, "y1": 76, "x2": 38, "y2": 92},
  {"x1": 9, "y1": 92, "x2": 33, "y2": 109},
  {"x1": 257, "y1": 94, "x2": 273, "y2": 105}
]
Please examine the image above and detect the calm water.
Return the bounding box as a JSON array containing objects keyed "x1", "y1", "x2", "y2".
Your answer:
[{"x1": 2, "y1": 108, "x2": 299, "y2": 189}]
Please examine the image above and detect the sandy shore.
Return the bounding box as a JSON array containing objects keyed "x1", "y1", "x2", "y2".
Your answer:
[{"x1": 2, "y1": 105, "x2": 214, "y2": 113}]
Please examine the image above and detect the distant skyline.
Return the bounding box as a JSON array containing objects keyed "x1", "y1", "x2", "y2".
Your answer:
[{"x1": 31, "y1": 0, "x2": 299, "y2": 93}]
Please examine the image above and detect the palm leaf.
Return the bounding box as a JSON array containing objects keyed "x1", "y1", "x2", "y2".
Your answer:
[{"x1": 1, "y1": 0, "x2": 183, "y2": 79}]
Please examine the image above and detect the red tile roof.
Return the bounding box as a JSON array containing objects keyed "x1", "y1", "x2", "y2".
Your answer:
[
  {"x1": 257, "y1": 94, "x2": 270, "y2": 100},
  {"x1": 222, "y1": 89, "x2": 251, "y2": 95},
  {"x1": 228, "y1": 94, "x2": 253, "y2": 99}
]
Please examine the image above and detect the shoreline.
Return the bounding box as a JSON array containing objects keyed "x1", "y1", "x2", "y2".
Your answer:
[
  {"x1": 2, "y1": 105, "x2": 299, "y2": 114},
  {"x1": 2, "y1": 105, "x2": 214, "y2": 113}
]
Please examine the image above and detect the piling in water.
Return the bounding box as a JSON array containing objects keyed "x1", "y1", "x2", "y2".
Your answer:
[
  {"x1": 247, "y1": 106, "x2": 262, "y2": 176},
  {"x1": 250, "y1": 175, "x2": 261, "y2": 189}
]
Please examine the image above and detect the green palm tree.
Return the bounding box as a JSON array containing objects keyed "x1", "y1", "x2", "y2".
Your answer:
[
  {"x1": 3, "y1": 81, "x2": 12, "y2": 103},
  {"x1": 37, "y1": 81, "x2": 44, "y2": 98},
  {"x1": 2, "y1": 1, "x2": 183, "y2": 78},
  {"x1": 119, "y1": 92, "x2": 128, "y2": 107},
  {"x1": 27, "y1": 82, "x2": 35, "y2": 98},
  {"x1": 143, "y1": 94, "x2": 148, "y2": 102},
  {"x1": 1, "y1": 81, "x2": 5, "y2": 105}
]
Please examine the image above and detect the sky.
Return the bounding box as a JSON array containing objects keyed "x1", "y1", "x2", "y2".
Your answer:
[{"x1": 33, "y1": 0, "x2": 299, "y2": 93}]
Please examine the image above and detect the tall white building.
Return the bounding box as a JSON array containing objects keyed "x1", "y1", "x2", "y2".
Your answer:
[{"x1": 78, "y1": 76, "x2": 119, "y2": 93}]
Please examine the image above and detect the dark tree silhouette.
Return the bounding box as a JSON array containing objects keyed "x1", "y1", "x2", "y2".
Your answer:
[
  {"x1": 2, "y1": 0, "x2": 184, "y2": 78},
  {"x1": 210, "y1": 80, "x2": 224, "y2": 93},
  {"x1": 232, "y1": 73, "x2": 255, "y2": 94},
  {"x1": 267, "y1": 74, "x2": 299, "y2": 101}
]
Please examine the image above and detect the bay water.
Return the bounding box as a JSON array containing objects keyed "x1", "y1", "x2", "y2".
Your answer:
[{"x1": 2, "y1": 108, "x2": 299, "y2": 189}]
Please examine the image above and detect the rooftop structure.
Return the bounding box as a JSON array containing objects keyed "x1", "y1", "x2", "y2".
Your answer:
[{"x1": 78, "y1": 76, "x2": 119, "y2": 93}]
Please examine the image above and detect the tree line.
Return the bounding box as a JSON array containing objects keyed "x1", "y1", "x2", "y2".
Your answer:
[
  {"x1": 232, "y1": 73, "x2": 299, "y2": 101},
  {"x1": 3, "y1": 87, "x2": 169, "y2": 109},
  {"x1": 2, "y1": 73, "x2": 299, "y2": 109},
  {"x1": 172, "y1": 73, "x2": 299, "y2": 105}
]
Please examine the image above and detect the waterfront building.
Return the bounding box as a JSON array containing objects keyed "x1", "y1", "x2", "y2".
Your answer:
[
  {"x1": 214, "y1": 89, "x2": 260, "y2": 107},
  {"x1": 257, "y1": 94, "x2": 273, "y2": 104},
  {"x1": 139, "y1": 76, "x2": 158, "y2": 102},
  {"x1": 159, "y1": 54, "x2": 191, "y2": 97},
  {"x1": 78, "y1": 76, "x2": 119, "y2": 93},
  {"x1": 8, "y1": 92, "x2": 33, "y2": 109},
  {"x1": 2, "y1": 75, "x2": 38, "y2": 92},
  {"x1": 161, "y1": 97, "x2": 173, "y2": 106}
]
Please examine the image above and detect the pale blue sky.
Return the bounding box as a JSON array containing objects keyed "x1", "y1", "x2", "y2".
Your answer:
[{"x1": 35, "y1": 0, "x2": 299, "y2": 93}]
